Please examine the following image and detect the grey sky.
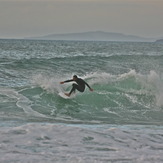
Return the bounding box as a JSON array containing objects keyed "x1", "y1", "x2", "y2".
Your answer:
[{"x1": 0, "y1": 0, "x2": 163, "y2": 38}]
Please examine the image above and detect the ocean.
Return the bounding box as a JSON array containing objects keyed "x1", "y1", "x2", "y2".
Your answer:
[{"x1": 0, "y1": 39, "x2": 163, "y2": 163}]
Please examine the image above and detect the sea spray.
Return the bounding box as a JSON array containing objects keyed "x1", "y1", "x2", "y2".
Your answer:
[
  {"x1": 147, "y1": 70, "x2": 163, "y2": 106},
  {"x1": 31, "y1": 73, "x2": 63, "y2": 94}
]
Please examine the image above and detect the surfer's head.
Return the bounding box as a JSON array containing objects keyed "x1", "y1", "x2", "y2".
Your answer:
[{"x1": 73, "y1": 75, "x2": 78, "y2": 80}]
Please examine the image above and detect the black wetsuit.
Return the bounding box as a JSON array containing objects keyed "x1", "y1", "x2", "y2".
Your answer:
[{"x1": 64, "y1": 78, "x2": 91, "y2": 95}]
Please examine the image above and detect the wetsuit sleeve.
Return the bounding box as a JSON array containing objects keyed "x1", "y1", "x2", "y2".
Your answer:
[
  {"x1": 64, "y1": 79, "x2": 73, "y2": 83},
  {"x1": 84, "y1": 81, "x2": 91, "y2": 89}
]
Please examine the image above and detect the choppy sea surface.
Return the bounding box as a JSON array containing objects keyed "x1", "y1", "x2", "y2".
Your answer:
[{"x1": 0, "y1": 39, "x2": 163, "y2": 163}]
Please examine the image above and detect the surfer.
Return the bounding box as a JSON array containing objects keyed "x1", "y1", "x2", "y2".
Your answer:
[{"x1": 60, "y1": 75, "x2": 93, "y2": 97}]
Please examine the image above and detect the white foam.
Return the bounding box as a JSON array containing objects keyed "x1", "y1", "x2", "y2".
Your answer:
[
  {"x1": 122, "y1": 70, "x2": 163, "y2": 107},
  {"x1": 81, "y1": 72, "x2": 114, "y2": 86},
  {"x1": 31, "y1": 73, "x2": 72, "y2": 94},
  {"x1": 0, "y1": 123, "x2": 162, "y2": 163},
  {"x1": 31, "y1": 73, "x2": 58, "y2": 93},
  {"x1": 147, "y1": 70, "x2": 163, "y2": 106}
]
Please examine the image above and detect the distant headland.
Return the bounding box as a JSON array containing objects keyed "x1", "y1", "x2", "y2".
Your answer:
[
  {"x1": 27, "y1": 31, "x2": 155, "y2": 42},
  {"x1": 155, "y1": 39, "x2": 163, "y2": 43}
]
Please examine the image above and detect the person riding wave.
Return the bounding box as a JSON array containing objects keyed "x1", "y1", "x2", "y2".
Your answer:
[{"x1": 60, "y1": 75, "x2": 93, "y2": 97}]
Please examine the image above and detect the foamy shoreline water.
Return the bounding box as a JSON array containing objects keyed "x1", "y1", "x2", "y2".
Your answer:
[{"x1": 0, "y1": 123, "x2": 163, "y2": 163}]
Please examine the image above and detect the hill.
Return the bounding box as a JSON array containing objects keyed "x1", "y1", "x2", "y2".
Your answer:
[
  {"x1": 155, "y1": 39, "x2": 163, "y2": 43},
  {"x1": 27, "y1": 31, "x2": 154, "y2": 42}
]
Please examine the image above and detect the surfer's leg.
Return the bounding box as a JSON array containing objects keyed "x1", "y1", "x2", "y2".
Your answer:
[
  {"x1": 69, "y1": 83, "x2": 78, "y2": 95},
  {"x1": 69, "y1": 83, "x2": 84, "y2": 96}
]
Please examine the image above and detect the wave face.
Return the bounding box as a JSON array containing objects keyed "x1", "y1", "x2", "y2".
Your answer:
[{"x1": 0, "y1": 40, "x2": 163, "y2": 125}]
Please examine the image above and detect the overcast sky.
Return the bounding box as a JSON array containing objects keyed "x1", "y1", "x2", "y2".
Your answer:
[{"x1": 0, "y1": 0, "x2": 163, "y2": 38}]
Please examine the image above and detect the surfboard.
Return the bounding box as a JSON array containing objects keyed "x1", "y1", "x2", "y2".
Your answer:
[
  {"x1": 58, "y1": 92, "x2": 76, "y2": 99},
  {"x1": 58, "y1": 92, "x2": 70, "y2": 99}
]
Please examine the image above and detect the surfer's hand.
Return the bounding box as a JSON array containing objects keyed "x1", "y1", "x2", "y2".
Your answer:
[
  {"x1": 90, "y1": 88, "x2": 93, "y2": 92},
  {"x1": 60, "y1": 82, "x2": 64, "y2": 84}
]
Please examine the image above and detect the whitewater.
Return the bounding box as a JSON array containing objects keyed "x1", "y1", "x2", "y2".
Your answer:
[{"x1": 0, "y1": 39, "x2": 163, "y2": 163}]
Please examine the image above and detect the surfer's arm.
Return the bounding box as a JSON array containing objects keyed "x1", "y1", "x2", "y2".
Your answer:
[
  {"x1": 84, "y1": 81, "x2": 93, "y2": 91},
  {"x1": 60, "y1": 79, "x2": 73, "y2": 84}
]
